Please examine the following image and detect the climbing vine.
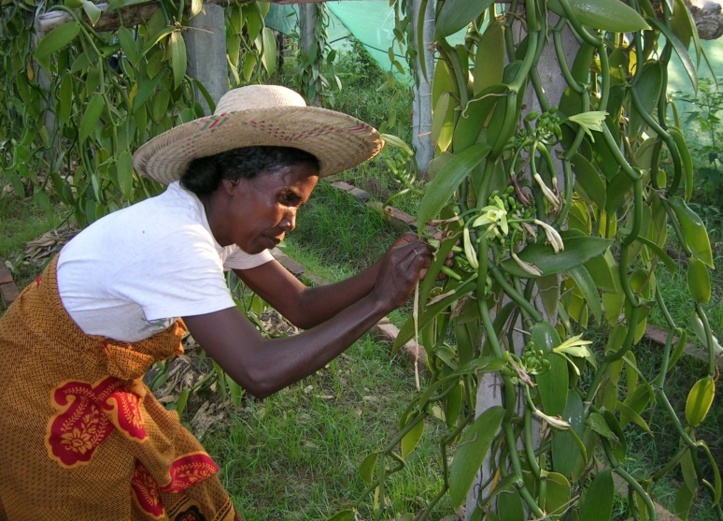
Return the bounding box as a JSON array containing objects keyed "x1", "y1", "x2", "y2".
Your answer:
[
  {"x1": 0, "y1": 0, "x2": 276, "y2": 226},
  {"x1": 332, "y1": 1, "x2": 722, "y2": 520}
]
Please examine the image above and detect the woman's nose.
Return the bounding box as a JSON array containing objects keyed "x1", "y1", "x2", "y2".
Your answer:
[{"x1": 280, "y1": 210, "x2": 296, "y2": 231}]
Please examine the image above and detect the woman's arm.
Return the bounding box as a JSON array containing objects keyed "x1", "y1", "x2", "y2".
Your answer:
[
  {"x1": 183, "y1": 239, "x2": 431, "y2": 398},
  {"x1": 233, "y1": 258, "x2": 379, "y2": 329},
  {"x1": 233, "y1": 232, "x2": 424, "y2": 329}
]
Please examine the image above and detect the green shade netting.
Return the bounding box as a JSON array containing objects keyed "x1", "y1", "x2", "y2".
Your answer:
[
  {"x1": 266, "y1": 2, "x2": 723, "y2": 97},
  {"x1": 266, "y1": 1, "x2": 409, "y2": 80}
]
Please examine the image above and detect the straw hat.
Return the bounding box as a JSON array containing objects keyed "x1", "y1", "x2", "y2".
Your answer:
[{"x1": 133, "y1": 85, "x2": 384, "y2": 184}]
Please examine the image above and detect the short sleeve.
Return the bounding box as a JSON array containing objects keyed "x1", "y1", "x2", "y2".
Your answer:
[{"x1": 112, "y1": 230, "x2": 238, "y2": 321}]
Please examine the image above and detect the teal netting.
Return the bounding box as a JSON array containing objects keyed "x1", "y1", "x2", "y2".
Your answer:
[
  {"x1": 266, "y1": 2, "x2": 723, "y2": 97},
  {"x1": 266, "y1": 1, "x2": 409, "y2": 80}
]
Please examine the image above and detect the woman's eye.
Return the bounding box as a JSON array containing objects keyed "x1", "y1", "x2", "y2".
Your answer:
[{"x1": 280, "y1": 193, "x2": 298, "y2": 206}]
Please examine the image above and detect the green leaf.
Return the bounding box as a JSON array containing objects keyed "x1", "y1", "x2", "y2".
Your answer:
[
  {"x1": 687, "y1": 257, "x2": 711, "y2": 304},
  {"x1": 646, "y1": 17, "x2": 697, "y2": 91},
  {"x1": 449, "y1": 406, "x2": 505, "y2": 508},
  {"x1": 551, "y1": 392, "x2": 585, "y2": 477},
  {"x1": 116, "y1": 150, "x2": 134, "y2": 199},
  {"x1": 568, "y1": 265, "x2": 602, "y2": 323},
  {"x1": 579, "y1": 469, "x2": 615, "y2": 521},
  {"x1": 359, "y1": 452, "x2": 378, "y2": 485},
  {"x1": 668, "y1": 196, "x2": 714, "y2": 267},
  {"x1": 33, "y1": 190, "x2": 53, "y2": 219},
  {"x1": 394, "y1": 278, "x2": 476, "y2": 351},
  {"x1": 417, "y1": 144, "x2": 491, "y2": 229},
  {"x1": 245, "y1": 3, "x2": 263, "y2": 43},
  {"x1": 603, "y1": 410, "x2": 627, "y2": 460},
  {"x1": 444, "y1": 381, "x2": 464, "y2": 428},
  {"x1": 107, "y1": 0, "x2": 147, "y2": 9},
  {"x1": 401, "y1": 419, "x2": 425, "y2": 459},
  {"x1": 571, "y1": 153, "x2": 606, "y2": 209},
  {"x1": 635, "y1": 235, "x2": 676, "y2": 273},
  {"x1": 432, "y1": 56, "x2": 457, "y2": 106},
  {"x1": 325, "y1": 510, "x2": 356, "y2": 521},
  {"x1": 242, "y1": 53, "x2": 257, "y2": 83},
  {"x1": 229, "y1": 377, "x2": 243, "y2": 407},
  {"x1": 669, "y1": 126, "x2": 694, "y2": 201},
  {"x1": 587, "y1": 412, "x2": 617, "y2": 441},
  {"x1": 81, "y1": 0, "x2": 102, "y2": 25},
  {"x1": 531, "y1": 321, "x2": 562, "y2": 353},
  {"x1": 584, "y1": 249, "x2": 619, "y2": 293},
  {"x1": 536, "y1": 353, "x2": 568, "y2": 416},
  {"x1": 674, "y1": 482, "x2": 696, "y2": 519},
  {"x1": 169, "y1": 31, "x2": 187, "y2": 90},
  {"x1": 500, "y1": 234, "x2": 612, "y2": 278},
  {"x1": 58, "y1": 73, "x2": 73, "y2": 125},
  {"x1": 545, "y1": 472, "x2": 572, "y2": 518},
  {"x1": 453, "y1": 84, "x2": 508, "y2": 152},
  {"x1": 151, "y1": 89, "x2": 170, "y2": 123},
  {"x1": 175, "y1": 388, "x2": 190, "y2": 416},
  {"x1": 118, "y1": 27, "x2": 141, "y2": 67},
  {"x1": 435, "y1": 0, "x2": 494, "y2": 39},
  {"x1": 132, "y1": 74, "x2": 162, "y2": 111},
  {"x1": 431, "y1": 92, "x2": 456, "y2": 152},
  {"x1": 629, "y1": 62, "x2": 663, "y2": 137},
  {"x1": 685, "y1": 376, "x2": 715, "y2": 427},
  {"x1": 34, "y1": 22, "x2": 81, "y2": 60},
  {"x1": 548, "y1": 0, "x2": 649, "y2": 32},
  {"x1": 496, "y1": 490, "x2": 525, "y2": 520},
  {"x1": 537, "y1": 274, "x2": 561, "y2": 322},
  {"x1": 473, "y1": 21, "x2": 504, "y2": 95},
  {"x1": 700, "y1": 442, "x2": 722, "y2": 504},
  {"x1": 261, "y1": 27, "x2": 277, "y2": 76},
  {"x1": 79, "y1": 94, "x2": 105, "y2": 142},
  {"x1": 617, "y1": 401, "x2": 651, "y2": 433},
  {"x1": 190, "y1": 0, "x2": 203, "y2": 18}
]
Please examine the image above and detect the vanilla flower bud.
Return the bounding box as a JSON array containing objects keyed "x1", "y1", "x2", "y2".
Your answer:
[
  {"x1": 534, "y1": 409, "x2": 571, "y2": 430},
  {"x1": 533, "y1": 219, "x2": 564, "y2": 253},
  {"x1": 533, "y1": 173, "x2": 560, "y2": 210},
  {"x1": 462, "y1": 227, "x2": 479, "y2": 270},
  {"x1": 511, "y1": 252, "x2": 543, "y2": 277}
]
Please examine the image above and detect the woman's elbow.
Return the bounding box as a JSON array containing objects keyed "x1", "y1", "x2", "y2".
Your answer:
[{"x1": 234, "y1": 370, "x2": 279, "y2": 400}]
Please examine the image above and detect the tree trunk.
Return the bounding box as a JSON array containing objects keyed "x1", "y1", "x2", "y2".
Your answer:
[
  {"x1": 299, "y1": 3, "x2": 320, "y2": 105},
  {"x1": 686, "y1": 0, "x2": 723, "y2": 39},
  {"x1": 411, "y1": 0, "x2": 435, "y2": 177},
  {"x1": 185, "y1": 3, "x2": 228, "y2": 114}
]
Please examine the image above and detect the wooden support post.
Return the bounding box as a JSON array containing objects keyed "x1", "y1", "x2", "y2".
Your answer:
[
  {"x1": 410, "y1": 0, "x2": 434, "y2": 177},
  {"x1": 186, "y1": 3, "x2": 228, "y2": 114}
]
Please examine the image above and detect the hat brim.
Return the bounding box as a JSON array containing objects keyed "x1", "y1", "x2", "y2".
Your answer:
[{"x1": 133, "y1": 106, "x2": 384, "y2": 184}]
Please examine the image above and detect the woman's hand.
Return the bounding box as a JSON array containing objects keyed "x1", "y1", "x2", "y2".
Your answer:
[
  {"x1": 390, "y1": 232, "x2": 455, "y2": 281},
  {"x1": 372, "y1": 235, "x2": 433, "y2": 309}
]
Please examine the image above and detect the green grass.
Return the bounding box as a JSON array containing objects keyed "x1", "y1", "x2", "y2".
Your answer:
[
  {"x1": 0, "y1": 190, "x2": 61, "y2": 259},
  {"x1": 286, "y1": 179, "x2": 407, "y2": 272},
  {"x1": 0, "y1": 188, "x2": 66, "y2": 289},
  {"x1": 202, "y1": 336, "x2": 452, "y2": 521},
  {"x1": 618, "y1": 339, "x2": 722, "y2": 521}
]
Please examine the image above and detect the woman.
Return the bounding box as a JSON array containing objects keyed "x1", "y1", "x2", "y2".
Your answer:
[{"x1": 0, "y1": 85, "x2": 432, "y2": 521}]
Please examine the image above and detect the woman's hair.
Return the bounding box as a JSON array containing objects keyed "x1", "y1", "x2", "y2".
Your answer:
[{"x1": 180, "y1": 146, "x2": 320, "y2": 196}]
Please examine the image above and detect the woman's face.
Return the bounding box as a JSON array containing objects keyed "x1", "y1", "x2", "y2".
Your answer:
[{"x1": 215, "y1": 163, "x2": 319, "y2": 253}]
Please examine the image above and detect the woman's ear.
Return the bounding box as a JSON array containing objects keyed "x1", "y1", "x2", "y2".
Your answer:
[{"x1": 220, "y1": 178, "x2": 240, "y2": 195}]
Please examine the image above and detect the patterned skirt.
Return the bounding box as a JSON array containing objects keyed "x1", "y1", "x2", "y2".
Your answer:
[{"x1": 0, "y1": 257, "x2": 241, "y2": 521}]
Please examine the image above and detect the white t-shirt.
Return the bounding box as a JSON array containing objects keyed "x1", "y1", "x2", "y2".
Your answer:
[{"x1": 57, "y1": 181, "x2": 273, "y2": 342}]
